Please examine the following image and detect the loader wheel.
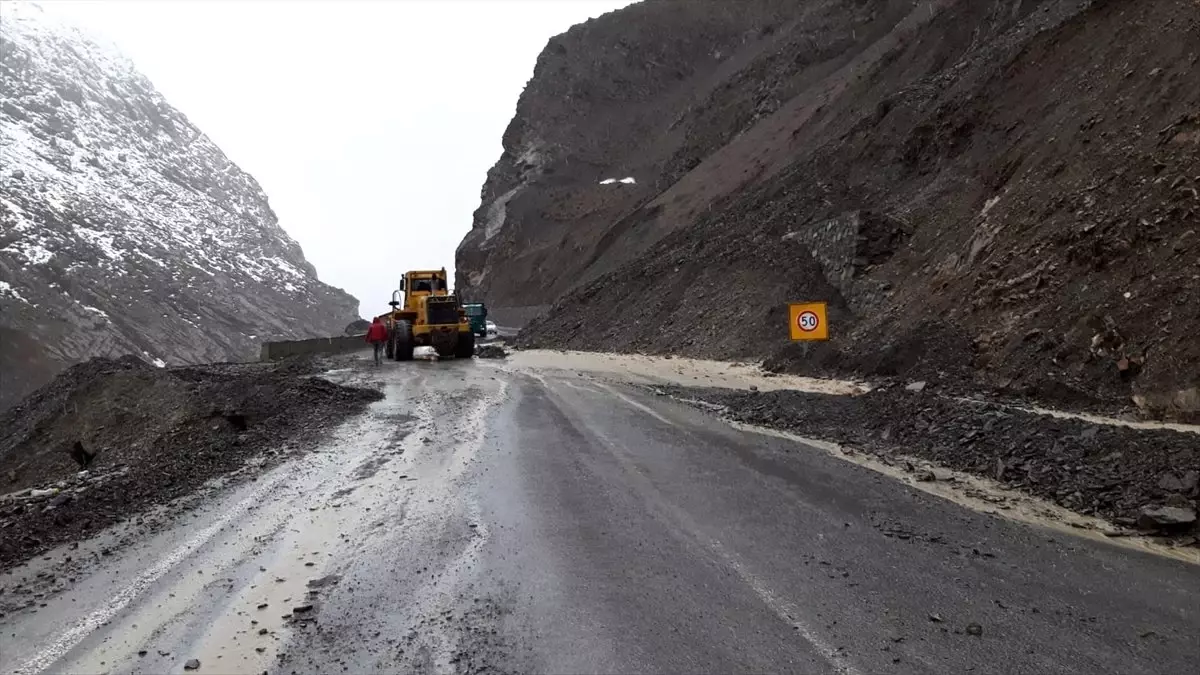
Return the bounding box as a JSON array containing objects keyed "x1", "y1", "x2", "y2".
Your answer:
[
  {"x1": 455, "y1": 331, "x2": 476, "y2": 359},
  {"x1": 393, "y1": 320, "x2": 414, "y2": 361}
]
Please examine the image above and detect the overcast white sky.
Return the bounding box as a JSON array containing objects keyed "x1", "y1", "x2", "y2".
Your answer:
[{"x1": 46, "y1": 0, "x2": 634, "y2": 316}]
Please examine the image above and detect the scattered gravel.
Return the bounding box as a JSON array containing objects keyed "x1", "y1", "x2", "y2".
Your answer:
[{"x1": 655, "y1": 383, "x2": 1198, "y2": 535}]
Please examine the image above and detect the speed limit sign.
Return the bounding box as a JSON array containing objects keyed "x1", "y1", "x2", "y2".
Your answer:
[
  {"x1": 788, "y1": 302, "x2": 829, "y2": 341},
  {"x1": 797, "y1": 311, "x2": 820, "y2": 332}
]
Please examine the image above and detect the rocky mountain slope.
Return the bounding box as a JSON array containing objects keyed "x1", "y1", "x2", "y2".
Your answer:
[
  {"x1": 0, "y1": 2, "x2": 360, "y2": 410},
  {"x1": 457, "y1": 0, "x2": 1200, "y2": 421}
]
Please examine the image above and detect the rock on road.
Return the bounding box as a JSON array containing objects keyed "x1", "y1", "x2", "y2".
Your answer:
[{"x1": 3, "y1": 351, "x2": 1198, "y2": 674}]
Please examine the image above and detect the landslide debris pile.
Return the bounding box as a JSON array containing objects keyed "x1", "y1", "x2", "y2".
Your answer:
[
  {"x1": 0, "y1": 1, "x2": 360, "y2": 411},
  {"x1": 475, "y1": 344, "x2": 508, "y2": 359},
  {"x1": 660, "y1": 384, "x2": 1199, "y2": 537},
  {"x1": 460, "y1": 0, "x2": 1200, "y2": 420},
  {"x1": 0, "y1": 355, "x2": 382, "y2": 568}
]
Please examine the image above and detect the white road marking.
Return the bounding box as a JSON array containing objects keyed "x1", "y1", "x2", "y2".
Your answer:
[
  {"x1": 591, "y1": 381, "x2": 677, "y2": 426},
  {"x1": 706, "y1": 535, "x2": 865, "y2": 675},
  {"x1": 552, "y1": 388, "x2": 864, "y2": 675}
]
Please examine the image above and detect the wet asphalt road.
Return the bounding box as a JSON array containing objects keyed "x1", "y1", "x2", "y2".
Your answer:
[{"x1": 3, "y1": 354, "x2": 1199, "y2": 674}]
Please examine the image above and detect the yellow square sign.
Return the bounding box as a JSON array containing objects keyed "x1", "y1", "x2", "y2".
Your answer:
[{"x1": 788, "y1": 302, "x2": 829, "y2": 341}]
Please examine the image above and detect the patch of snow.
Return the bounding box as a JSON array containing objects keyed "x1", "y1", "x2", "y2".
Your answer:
[
  {"x1": 187, "y1": 261, "x2": 214, "y2": 276},
  {"x1": 268, "y1": 257, "x2": 305, "y2": 279},
  {"x1": 0, "y1": 280, "x2": 30, "y2": 304},
  {"x1": 83, "y1": 305, "x2": 109, "y2": 318},
  {"x1": 134, "y1": 249, "x2": 168, "y2": 268},
  {"x1": 140, "y1": 351, "x2": 166, "y2": 368},
  {"x1": 1, "y1": 2, "x2": 137, "y2": 76},
  {"x1": 599, "y1": 177, "x2": 638, "y2": 185},
  {"x1": 235, "y1": 253, "x2": 266, "y2": 282},
  {"x1": 75, "y1": 226, "x2": 126, "y2": 261},
  {"x1": 0, "y1": 197, "x2": 36, "y2": 232},
  {"x1": 2, "y1": 239, "x2": 54, "y2": 265}
]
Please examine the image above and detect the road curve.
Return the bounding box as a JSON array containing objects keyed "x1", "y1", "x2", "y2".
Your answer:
[{"x1": 2, "y1": 354, "x2": 1197, "y2": 674}]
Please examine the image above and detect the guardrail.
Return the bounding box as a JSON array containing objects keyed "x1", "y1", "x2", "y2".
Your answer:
[{"x1": 259, "y1": 335, "x2": 369, "y2": 361}]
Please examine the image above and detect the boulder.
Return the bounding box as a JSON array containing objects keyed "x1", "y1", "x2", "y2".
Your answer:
[{"x1": 1136, "y1": 505, "x2": 1197, "y2": 531}]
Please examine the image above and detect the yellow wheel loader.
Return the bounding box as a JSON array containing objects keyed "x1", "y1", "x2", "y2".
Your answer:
[{"x1": 378, "y1": 267, "x2": 475, "y2": 361}]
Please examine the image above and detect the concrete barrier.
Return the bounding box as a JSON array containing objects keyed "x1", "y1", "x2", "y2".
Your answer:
[{"x1": 259, "y1": 334, "x2": 368, "y2": 361}]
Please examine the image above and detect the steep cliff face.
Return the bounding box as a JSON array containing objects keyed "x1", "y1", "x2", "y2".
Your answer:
[
  {"x1": 457, "y1": 0, "x2": 1200, "y2": 420},
  {"x1": 455, "y1": 0, "x2": 795, "y2": 306},
  {"x1": 0, "y1": 2, "x2": 360, "y2": 410}
]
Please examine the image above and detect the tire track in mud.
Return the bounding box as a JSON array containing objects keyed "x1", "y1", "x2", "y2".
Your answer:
[
  {"x1": 9, "y1": 377, "x2": 417, "y2": 675},
  {"x1": 10, "y1": 470, "x2": 298, "y2": 675},
  {"x1": 278, "y1": 374, "x2": 513, "y2": 675},
  {"x1": 387, "y1": 380, "x2": 510, "y2": 674}
]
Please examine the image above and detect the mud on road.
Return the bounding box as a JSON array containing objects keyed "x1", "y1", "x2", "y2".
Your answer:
[
  {"x1": 2, "y1": 348, "x2": 1198, "y2": 675},
  {"x1": 2, "y1": 352, "x2": 517, "y2": 675},
  {"x1": 0, "y1": 354, "x2": 382, "y2": 571}
]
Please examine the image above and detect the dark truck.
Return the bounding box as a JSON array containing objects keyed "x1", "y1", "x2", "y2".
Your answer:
[{"x1": 464, "y1": 303, "x2": 488, "y2": 337}]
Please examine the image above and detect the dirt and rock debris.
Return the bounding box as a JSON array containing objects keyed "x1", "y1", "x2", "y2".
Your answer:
[
  {"x1": 655, "y1": 383, "x2": 1199, "y2": 540},
  {"x1": 474, "y1": 344, "x2": 508, "y2": 360},
  {"x1": 0, "y1": 354, "x2": 382, "y2": 569},
  {"x1": 463, "y1": 0, "x2": 1200, "y2": 422}
]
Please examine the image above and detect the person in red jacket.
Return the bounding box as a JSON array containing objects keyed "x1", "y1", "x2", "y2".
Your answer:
[{"x1": 365, "y1": 317, "x2": 388, "y2": 364}]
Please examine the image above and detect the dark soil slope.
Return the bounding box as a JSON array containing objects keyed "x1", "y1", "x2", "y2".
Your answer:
[
  {"x1": 0, "y1": 355, "x2": 381, "y2": 568},
  {"x1": 459, "y1": 0, "x2": 1200, "y2": 421},
  {"x1": 657, "y1": 384, "x2": 1199, "y2": 536}
]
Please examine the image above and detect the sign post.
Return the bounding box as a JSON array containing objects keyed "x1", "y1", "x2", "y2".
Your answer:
[{"x1": 788, "y1": 302, "x2": 829, "y2": 341}]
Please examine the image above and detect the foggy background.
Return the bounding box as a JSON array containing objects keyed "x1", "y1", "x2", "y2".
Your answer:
[{"x1": 47, "y1": 0, "x2": 635, "y2": 316}]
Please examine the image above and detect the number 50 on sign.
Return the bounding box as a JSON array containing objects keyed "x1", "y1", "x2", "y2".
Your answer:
[{"x1": 788, "y1": 302, "x2": 829, "y2": 341}]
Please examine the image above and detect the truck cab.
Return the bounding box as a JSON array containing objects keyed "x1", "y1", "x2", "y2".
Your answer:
[{"x1": 463, "y1": 302, "x2": 488, "y2": 337}]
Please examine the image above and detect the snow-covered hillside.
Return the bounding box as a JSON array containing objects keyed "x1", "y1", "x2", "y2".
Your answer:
[{"x1": 0, "y1": 1, "x2": 360, "y2": 409}]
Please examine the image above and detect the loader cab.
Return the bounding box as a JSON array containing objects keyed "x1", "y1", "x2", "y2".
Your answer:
[
  {"x1": 398, "y1": 270, "x2": 450, "y2": 304},
  {"x1": 391, "y1": 268, "x2": 455, "y2": 318},
  {"x1": 409, "y1": 276, "x2": 442, "y2": 294}
]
